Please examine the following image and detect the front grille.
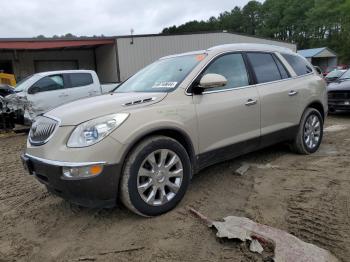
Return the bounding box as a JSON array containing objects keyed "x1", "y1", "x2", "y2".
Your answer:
[
  {"x1": 328, "y1": 91, "x2": 350, "y2": 100},
  {"x1": 29, "y1": 116, "x2": 58, "y2": 146}
]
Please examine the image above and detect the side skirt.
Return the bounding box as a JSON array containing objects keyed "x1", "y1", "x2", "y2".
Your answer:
[{"x1": 195, "y1": 125, "x2": 298, "y2": 172}]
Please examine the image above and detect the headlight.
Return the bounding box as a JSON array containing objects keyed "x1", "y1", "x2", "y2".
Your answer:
[{"x1": 67, "y1": 113, "x2": 129, "y2": 147}]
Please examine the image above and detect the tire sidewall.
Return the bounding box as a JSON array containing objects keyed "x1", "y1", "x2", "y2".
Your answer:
[
  {"x1": 125, "y1": 138, "x2": 191, "y2": 216},
  {"x1": 301, "y1": 109, "x2": 323, "y2": 154}
]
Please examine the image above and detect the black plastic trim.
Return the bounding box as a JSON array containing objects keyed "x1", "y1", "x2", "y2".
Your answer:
[{"x1": 197, "y1": 125, "x2": 298, "y2": 171}]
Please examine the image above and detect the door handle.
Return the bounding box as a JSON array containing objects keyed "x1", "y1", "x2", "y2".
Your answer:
[
  {"x1": 58, "y1": 94, "x2": 68, "y2": 98},
  {"x1": 288, "y1": 90, "x2": 298, "y2": 96},
  {"x1": 245, "y1": 99, "x2": 257, "y2": 106}
]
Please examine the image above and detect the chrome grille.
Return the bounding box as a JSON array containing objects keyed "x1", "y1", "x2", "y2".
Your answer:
[
  {"x1": 29, "y1": 116, "x2": 58, "y2": 146},
  {"x1": 328, "y1": 91, "x2": 350, "y2": 100}
]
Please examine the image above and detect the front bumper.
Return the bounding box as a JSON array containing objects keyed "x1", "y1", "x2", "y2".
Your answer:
[
  {"x1": 328, "y1": 100, "x2": 350, "y2": 111},
  {"x1": 21, "y1": 154, "x2": 122, "y2": 208}
]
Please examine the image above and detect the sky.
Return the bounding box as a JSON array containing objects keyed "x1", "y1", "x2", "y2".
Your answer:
[{"x1": 1, "y1": 0, "x2": 259, "y2": 38}]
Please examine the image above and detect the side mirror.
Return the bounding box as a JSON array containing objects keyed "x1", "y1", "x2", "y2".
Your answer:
[
  {"x1": 199, "y1": 73, "x2": 228, "y2": 89},
  {"x1": 28, "y1": 86, "x2": 39, "y2": 95}
]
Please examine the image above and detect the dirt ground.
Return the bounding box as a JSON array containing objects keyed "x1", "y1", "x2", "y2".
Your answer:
[{"x1": 0, "y1": 114, "x2": 349, "y2": 262}]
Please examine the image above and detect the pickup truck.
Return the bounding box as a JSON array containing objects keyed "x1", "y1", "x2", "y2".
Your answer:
[{"x1": 4, "y1": 70, "x2": 119, "y2": 124}]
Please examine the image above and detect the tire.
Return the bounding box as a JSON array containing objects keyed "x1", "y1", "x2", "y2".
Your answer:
[
  {"x1": 290, "y1": 108, "x2": 323, "y2": 154},
  {"x1": 120, "y1": 136, "x2": 191, "y2": 217}
]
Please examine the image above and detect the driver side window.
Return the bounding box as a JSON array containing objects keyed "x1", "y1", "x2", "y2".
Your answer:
[
  {"x1": 29, "y1": 75, "x2": 64, "y2": 94},
  {"x1": 203, "y1": 53, "x2": 249, "y2": 91}
]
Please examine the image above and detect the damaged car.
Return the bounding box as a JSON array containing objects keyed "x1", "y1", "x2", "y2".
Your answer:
[
  {"x1": 4, "y1": 70, "x2": 118, "y2": 125},
  {"x1": 22, "y1": 44, "x2": 327, "y2": 217}
]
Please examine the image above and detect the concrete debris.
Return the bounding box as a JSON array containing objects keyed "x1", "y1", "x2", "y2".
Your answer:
[
  {"x1": 212, "y1": 216, "x2": 339, "y2": 262},
  {"x1": 255, "y1": 163, "x2": 279, "y2": 169},
  {"x1": 234, "y1": 163, "x2": 250, "y2": 176},
  {"x1": 324, "y1": 125, "x2": 349, "y2": 133},
  {"x1": 249, "y1": 239, "x2": 264, "y2": 254},
  {"x1": 188, "y1": 208, "x2": 338, "y2": 262}
]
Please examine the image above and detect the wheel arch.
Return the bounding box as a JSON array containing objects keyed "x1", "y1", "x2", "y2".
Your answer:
[
  {"x1": 119, "y1": 127, "x2": 198, "y2": 177},
  {"x1": 306, "y1": 100, "x2": 325, "y2": 121}
]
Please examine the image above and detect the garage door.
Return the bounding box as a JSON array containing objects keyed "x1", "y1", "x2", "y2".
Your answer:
[{"x1": 34, "y1": 60, "x2": 78, "y2": 73}]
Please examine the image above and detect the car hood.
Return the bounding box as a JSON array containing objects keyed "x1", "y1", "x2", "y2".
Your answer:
[
  {"x1": 46, "y1": 92, "x2": 168, "y2": 126},
  {"x1": 328, "y1": 80, "x2": 350, "y2": 91}
]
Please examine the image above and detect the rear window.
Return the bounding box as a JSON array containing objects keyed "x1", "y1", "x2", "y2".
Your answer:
[
  {"x1": 247, "y1": 53, "x2": 282, "y2": 84},
  {"x1": 282, "y1": 54, "x2": 313, "y2": 76},
  {"x1": 69, "y1": 73, "x2": 93, "y2": 88}
]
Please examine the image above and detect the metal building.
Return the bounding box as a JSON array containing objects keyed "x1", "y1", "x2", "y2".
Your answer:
[
  {"x1": 297, "y1": 47, "x2": 338, "y2": 71},
  {"x1": 0, "y1": 32, "x2": 296, "y2": 83}
]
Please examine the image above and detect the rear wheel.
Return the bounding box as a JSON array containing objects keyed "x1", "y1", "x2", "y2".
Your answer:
[
  {"x1": 290, "y1": 108, "x2": 323, "y2": 154},
  {"x1": 120, "y1": 136, "x2": 191, "y2": 217}
]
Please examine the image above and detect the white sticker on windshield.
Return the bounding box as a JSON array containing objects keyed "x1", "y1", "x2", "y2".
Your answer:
[{"x1": 152, "y1": 81, "x2": 177, "y2": 88}]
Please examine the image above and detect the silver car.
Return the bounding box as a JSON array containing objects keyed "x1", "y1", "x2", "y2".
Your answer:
[{"x1": 22, "y1": 43, "x2": 327, "y2": 216}]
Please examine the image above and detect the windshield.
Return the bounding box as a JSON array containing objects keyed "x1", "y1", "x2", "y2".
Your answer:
[
  {"x1": 326, "y1": 70, "x2": 345, "y2": 79},
  {"x1": 339, "y1": 69, "x2": 350, "y2": 80},
  {"x1": 14, "y1": 75, "x2": 35, "y2": 92},
  {"x1": 115, "y1": 54, "x2": 206, "y2": 93}
]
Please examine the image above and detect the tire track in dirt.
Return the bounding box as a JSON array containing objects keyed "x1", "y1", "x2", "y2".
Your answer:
[{"x1": 286, "y1": 179, "x2": 350, "y2": 261}]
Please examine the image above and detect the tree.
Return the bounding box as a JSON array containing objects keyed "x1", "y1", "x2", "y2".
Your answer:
[
  {"x1": 161, "y1": 0, "x2": 350, "y2": 62},
  {"x1": 241, "y1": 0, "x2": 263, "y2": 35}
]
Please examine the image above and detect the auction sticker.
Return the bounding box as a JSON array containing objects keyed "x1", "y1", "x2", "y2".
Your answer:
[{"x1": 152, "y1": 81, "x2": 177, "y2": 88}]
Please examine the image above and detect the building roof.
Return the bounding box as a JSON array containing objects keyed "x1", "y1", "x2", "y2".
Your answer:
[
  {"x1": 298, "y1": 47, "x2": 337, "y2": 58},
  {"x1": 0, "y1": 31, "x2": 294, "y2": 50},
  {"x1": 0, "y1": 38, "x2": 115, "y2": 50}
]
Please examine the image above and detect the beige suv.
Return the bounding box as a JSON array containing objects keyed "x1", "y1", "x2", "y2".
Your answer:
[{"x1": 22, "y1": 44, "x2": 327, "y2": 216}]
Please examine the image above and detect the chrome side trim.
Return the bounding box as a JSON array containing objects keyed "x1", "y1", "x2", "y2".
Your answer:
[
  {"x1": 185, "y1": 50, "x2": 315, "y2": 96},
  {"x1": 25, "y1": 153, "x2": 107, "y2": 167},
  {"x1": 201, "y1": 77, "x2": 294, "y2": 95},
  {"x1": 202, "y1": 84, "x2": 252, "y2": 94}
]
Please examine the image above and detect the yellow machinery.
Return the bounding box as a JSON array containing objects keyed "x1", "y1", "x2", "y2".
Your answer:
[{"x1": 0, "y1": 73, "x2": 16, "y2": 86}]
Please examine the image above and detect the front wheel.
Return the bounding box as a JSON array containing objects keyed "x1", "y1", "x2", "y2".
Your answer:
[
  {"x1": 290, "y1": 108, "x2": 324, "y2": 154},
  {"x1": 120, "y1": 136, "x2": 191, "y2": 217}
]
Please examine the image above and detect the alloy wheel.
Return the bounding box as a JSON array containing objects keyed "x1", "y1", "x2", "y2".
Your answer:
[
  {"x1": 137, "y1": 149, "x2": 183, "y2": 206},
  {"x1": 303, "y1": 114, "x2": 321, "y2": 149}
]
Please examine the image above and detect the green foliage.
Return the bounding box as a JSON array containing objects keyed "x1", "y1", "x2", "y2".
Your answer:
[{"x1": 162, "y1": 0, "x2": 350, "y2": 62}]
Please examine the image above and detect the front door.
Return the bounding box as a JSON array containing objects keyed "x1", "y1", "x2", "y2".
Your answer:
[
  {"x1": 193, "y1": 53, "x2": 261, "y2": 168},
  {"x1": 27, "y1": 74, "x2": 68, "y2": 115}
]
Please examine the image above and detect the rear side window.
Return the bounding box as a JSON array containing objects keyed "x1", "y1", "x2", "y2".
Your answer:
[
  {"x1": 202, "y1": 53, "x2": 249, "y2": 91},
  {"x1": 69, "y1": 73, "x2": 93, "y2": 88},
  {"x1": 282, "y1": 54, "x2": 313, "y2": 76},
  {"x1": 247, "y1": 53, "x2": 282, "y2": 84},
  {"x1": 273, "y1": 55, "x2": 290, "y2": 79}
]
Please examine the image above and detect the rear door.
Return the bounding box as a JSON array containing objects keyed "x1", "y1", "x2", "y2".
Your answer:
[
  {"x1": 193, "y1": 53, "x2": 261, "y2": 167},
  {"x1": 27, "y1": 74, "x2": 68, "y2": 114},
  {"x1": 246, "y1": 52, "x2": 304, "y2": 146},
  {"x1": 64, "y1": 73, "x2": 98, "y2": 103}
]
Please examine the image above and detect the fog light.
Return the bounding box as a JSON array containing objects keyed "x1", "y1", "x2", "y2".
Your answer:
[{"x1": 62, "y1": 165, "x2": 104, "y2": 179}]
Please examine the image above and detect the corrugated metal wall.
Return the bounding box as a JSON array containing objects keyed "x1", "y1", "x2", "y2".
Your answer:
[
  {"x1": 95, "y1": 44, "x2": 118, "y2": 83},
  {"x1": 0, "y1": 49, "x2": 95, "y2": 81},
  {"x1": 116, "y1": 32, "x2": 296, "y2": 81}
]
